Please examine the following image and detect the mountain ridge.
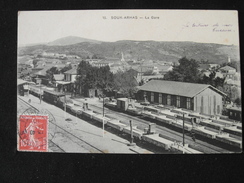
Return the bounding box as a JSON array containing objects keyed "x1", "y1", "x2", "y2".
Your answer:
[
  {"x1": 47, "y1": 36, "x2": 102, "y2": 46},
  {"x1": 18, "y1": 38, "x2": 240, "y2": 64}
]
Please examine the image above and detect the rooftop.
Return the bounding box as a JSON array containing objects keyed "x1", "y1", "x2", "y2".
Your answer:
[
  {"x1": 53, "y1": 74, "x2": 64, "y2": 81},
  {"x1": 219, "y1": 65, "x2": 236, "y2": 71},
  {"x1": 138, "y1": 80, "x2": 226, "y2": 98},
  {"x1": 64, "y1": 67, "x2": 78, "y2": 75},
  {"x1": 199, "y1": 64, "x2": 210, "y2": 70},
  {"x1": 136, "y1": 75, "x2": 164, "y2": 82},
  {"x1": 17, "y1": 79, "x2": 28, "y2": 86},
  {"x1": 226, "y1": 106, "x2": 242, "y2": 112},
  {"x1": 35, "y1": 65, "x2": 57, "y2": 76}
]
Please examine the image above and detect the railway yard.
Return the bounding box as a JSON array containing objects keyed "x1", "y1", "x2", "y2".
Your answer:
[
  {"x1": 17, "y1": 86, "x2": 242, "y2": 154},
  {"x1": 17, "y1": 96, "x2": 154, "y2": 154}
]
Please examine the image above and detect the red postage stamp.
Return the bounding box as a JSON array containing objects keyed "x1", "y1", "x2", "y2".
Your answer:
[{"x1": 18, "y1": 115, "x2": 48, "y2": 152}]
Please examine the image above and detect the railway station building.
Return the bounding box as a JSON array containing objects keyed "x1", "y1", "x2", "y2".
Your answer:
[
  {"x1": 17, "y1": 79, "x2": 28, "y2": 96},
  {"x1": 137, "y1": 80, "x2": 227, "y2": 116}
]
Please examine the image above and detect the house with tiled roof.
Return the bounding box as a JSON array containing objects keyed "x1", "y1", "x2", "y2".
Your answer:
[
  {"x1": 219, "y1": 65, "x2": 236, "y2": 74},
  {"x1": 64, "y1": 67, "x2": 78, "y2": 82},
  {"x1": 219, "y1": 65, "x2": 237, "y2": 79},
  {"x1": 137, "y1": 80, "x2": 226, "y2": 115},
  {"x1": 54, "y1": 67, "x2": 78, "y2": 93}
]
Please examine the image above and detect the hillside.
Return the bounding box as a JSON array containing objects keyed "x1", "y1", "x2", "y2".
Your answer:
[{"x1": 18, "y1": 40, "x2": 240, "y2": 64}]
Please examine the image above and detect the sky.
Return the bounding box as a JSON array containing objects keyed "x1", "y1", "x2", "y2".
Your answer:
[{"x1": 18, "y1": 10, "x2": 240, "y2": 46}]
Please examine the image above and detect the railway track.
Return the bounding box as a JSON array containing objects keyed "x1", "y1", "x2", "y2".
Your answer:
[
  {"x1": 18, "y1": 97, "x2": 105, "y2": 153},
  {"x1": 19, "y1": 96, "x2": 237, "y2": 153},
  {"x1": 83, "y1": 101, "x2": 235, "y2": 153}
]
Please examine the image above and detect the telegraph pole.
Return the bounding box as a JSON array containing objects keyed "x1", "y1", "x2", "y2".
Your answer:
[
  {"x1": 39, "y1": 82, "x2": 42, "y2": 104},
  {"x1": 102, "y1": 95, "x2": 105, "y2": 137},
  {"x1": 64, "y1": 93, "x2": 67, "y2": 119},
  {"x1": 103, "y1": 95, "x2": 105, "y2": 117},
  {"x1": 183, "y1": 113, "x2": 185, "y2": 147},
  {"x1": 128, "y1": 120, "x2": 136, "y2": 146}
]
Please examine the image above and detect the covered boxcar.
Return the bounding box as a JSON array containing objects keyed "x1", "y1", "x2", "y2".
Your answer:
[
  {"x1": 226, "y1": 106, "x2": 242, "y2": 121},
  {"x1": 43, "y1": 90, "x2": 65, "y2": 107}
]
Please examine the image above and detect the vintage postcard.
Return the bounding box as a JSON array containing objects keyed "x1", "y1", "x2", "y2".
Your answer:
[{"x1": 17, "y1": 10, "x2": 241, "y2": 154}]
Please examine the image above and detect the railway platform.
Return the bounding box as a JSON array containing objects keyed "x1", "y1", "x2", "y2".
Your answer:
[{"x1": 18, "y1": 95, "x2": 153, "y2": 154}]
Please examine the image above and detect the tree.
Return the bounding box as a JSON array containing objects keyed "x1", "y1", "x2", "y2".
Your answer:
[
  {"x1": 164, "y1": 57, "x2": 201, "y2": 83},
  {"x1": 60, "y1": 64, "x2": 72, "y2": 73},
  {"x1": 114, "y1": 70, "x2": 138, "y2": 98},
  {"x1": 235, "y1": 97, "x2": 241, "y2": 106},
  {"x1": 199, "y1": 59, "x2": 210, "y2": 64},
  {"x1": 32, "y1": 59, "x2": 39, "y2": 68},
  {"x1": 76, "y1": 60, "x2": 93, "y2": 96},
  {"x1": 46, "y1": 67, "x2": 60, "y2": 85},
  {"x1": 139, "y1": 79, "x2": 145, "y2": 86},
  {"x1": 200, "y1": 71, "x2": 225, "y2": 89},
  {"x1": 96, "y1": 66, "x2": 114, "y2": 92},
  {"x1": 76, "y1": 60, "x2": 115, "y2": 96}
]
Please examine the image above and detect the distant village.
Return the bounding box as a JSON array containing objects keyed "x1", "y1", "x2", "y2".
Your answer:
[{"x1": 18, "y1": 51, "x2": 175, "y2": 84}]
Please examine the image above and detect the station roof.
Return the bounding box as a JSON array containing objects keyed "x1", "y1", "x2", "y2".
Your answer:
[
  {"x1": 43, "y1": 89, "x2": 65, "y2": 96},
  {"x1": 138, "y1": 80, "x2": 227, "y2": 98},
  {"x1": 64, "y1": 67, "x2": 78, "y2": 75},
  {"x1": 17, "y1": 79, "x2": 28, "y2": 86},
  {"x1": 226, "y1": 106, "x2": 242, "y2": 112}
]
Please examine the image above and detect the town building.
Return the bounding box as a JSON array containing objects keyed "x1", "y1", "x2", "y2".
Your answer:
[
  {"x1": 64, "y1": 67, "x2": 78, "y2": 82},
  {"x1": 202, "y1": 71, "x2": 224, "y2": 79},
  {"x1": 17, "y1": 79, "x2": 28, "y2": 96},
  {"x1": 219, "y1": 65, "x2": 236, "y2": 75},
  {"x1": 136, "y1": 75, "x2": 164, "y2": 83},
  {"x1": 91, "y1": 62, "x2": 112, "y2": 68},
  {"x1": 54, "y1": 67, "x2": 79, "y2": 93},
  {"x1": 157, "y1": 65, "x2": 173, "y2": 74},
  {"x1": 137, "y1": 80, "x2": 227, "y2": 115},
  {"x1": 209, "y1": 64, "x2": 220, "y2": 70},
  {"x1": 198, "y1": 64, "x2": 220, "y2": 72}
]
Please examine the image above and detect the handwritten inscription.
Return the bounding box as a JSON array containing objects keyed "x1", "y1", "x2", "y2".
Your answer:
[
  {"x1": 183, "y1": 22, "x2": 234, "y2": 32},
  {"x1": 102, "y1": 16, "x2": 160, "y2": 20}
]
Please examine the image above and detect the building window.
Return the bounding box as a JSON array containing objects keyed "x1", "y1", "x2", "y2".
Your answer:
[
  {"x1": 159, "y1": 93, "x2": 162, "y2": 104},
  {"x1": 167, "y1": 95, "x2": 171, "y2": 105},
  {"x1": 187, "y1": 98, "x2": 191, "y2": 109},
  {"x1": 143, "y1": 91, "x2": 147, "y2": 101},
  {"x1": 217, "y1": 105, "x2": 220, "y2": 114},
  {"x1": 176, "y1": 96, "x2": 180, "y2": 107},
  {"x1": 151, "y1": 92, "x2": 154, "y2": 102}
]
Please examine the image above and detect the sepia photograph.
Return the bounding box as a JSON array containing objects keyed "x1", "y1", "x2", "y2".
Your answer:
[{"x1": 17, "y1": 10, "x2": 241, "y2": 154}]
